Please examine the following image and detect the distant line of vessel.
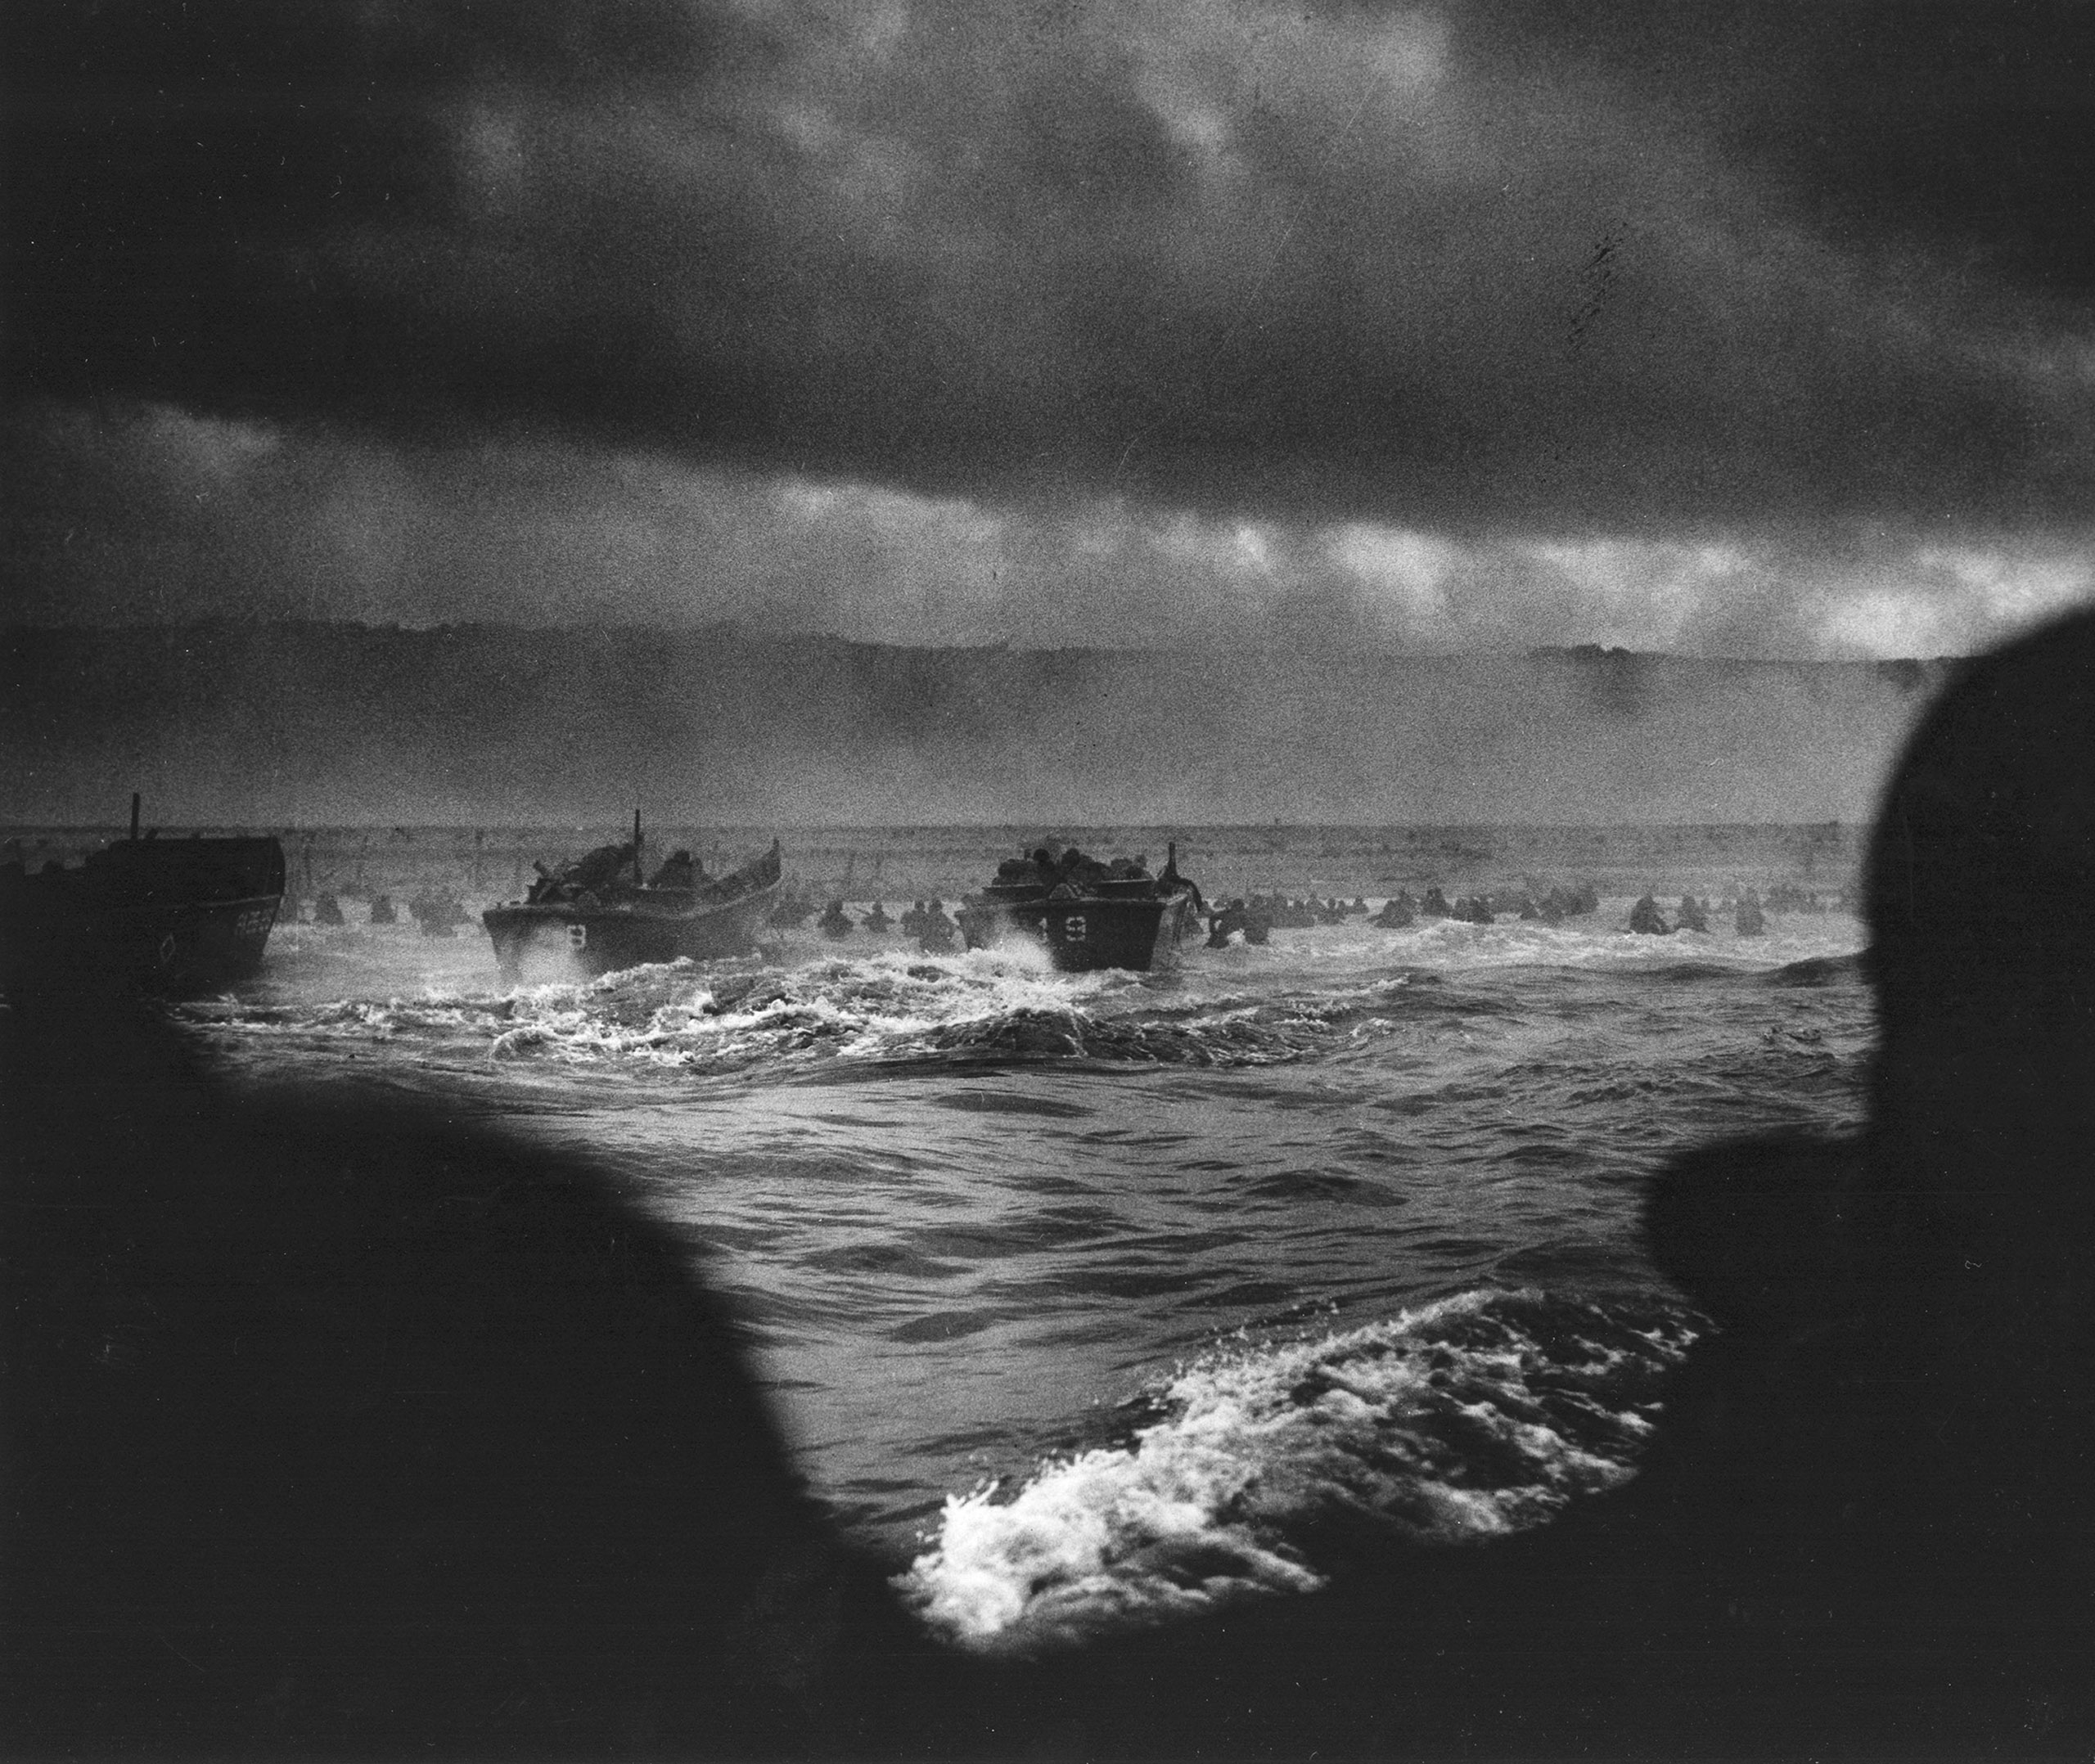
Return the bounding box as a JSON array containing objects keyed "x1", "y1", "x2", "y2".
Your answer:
[{"x1": 2, "y1": 802, "x2": 1843, "y2": 995}]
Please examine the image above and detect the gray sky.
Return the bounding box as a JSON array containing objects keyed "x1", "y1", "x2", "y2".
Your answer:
[{"x1": 10, "y1": 1, "x2": 2095, "y2": 655}]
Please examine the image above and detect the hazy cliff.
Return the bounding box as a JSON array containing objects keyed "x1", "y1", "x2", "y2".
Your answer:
[{"x1": 2, "y1": 624, "x2": 1953, "y2": 826}]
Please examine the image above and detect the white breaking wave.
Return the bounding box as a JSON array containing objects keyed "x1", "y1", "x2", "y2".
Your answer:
[
  {"x1": 181, "y1": 909, "x2": 1865, "y2": 1075},
  {"x1": 899, "y1": 1289, "x2": 1693, "y2": 1649}
]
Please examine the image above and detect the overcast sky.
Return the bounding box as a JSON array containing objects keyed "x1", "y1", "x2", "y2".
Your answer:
[{"x1": 9, "y1": 0, "x2": 2095, "y2": 655}]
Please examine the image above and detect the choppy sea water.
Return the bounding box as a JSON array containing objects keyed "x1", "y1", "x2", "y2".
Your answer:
[{"x1": 173, "y1": 853, "x2": 1872, "y2": 1653}]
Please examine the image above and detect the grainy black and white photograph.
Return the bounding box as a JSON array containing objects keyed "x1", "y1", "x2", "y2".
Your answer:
[{"x1": 5, "y1": 2, "x2": 2094, "y2": 1757}]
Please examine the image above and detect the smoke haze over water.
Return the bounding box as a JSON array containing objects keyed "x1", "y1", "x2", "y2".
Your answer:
[{"x1": 2, "y1": 624, "x2": 1945, "y2": 826}]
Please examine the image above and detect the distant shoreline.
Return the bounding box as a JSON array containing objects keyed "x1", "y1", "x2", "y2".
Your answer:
[
  {"x1": 2, "y1": 623, "x2": 1947, "y2": 827},
  {"x1": 7, "y1": 821, "x2": 1865, "y2": 911}
]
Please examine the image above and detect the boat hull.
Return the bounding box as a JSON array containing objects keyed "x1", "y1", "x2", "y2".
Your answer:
[
  {"x1": 960, "y1": 888, "x2": 1198, "y2": 973},
  {"x1": 114, "y1": 893, "x2": 282, "y2": 988},
  {"x1": 3, "y1": 838, "x2": 286, "y2": 996},
  {"x1": 484, "y1": 880, "x2": 781, "y2": 979}
]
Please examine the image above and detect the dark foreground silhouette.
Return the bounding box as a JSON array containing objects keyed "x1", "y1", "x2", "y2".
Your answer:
[{"x1": 7, "y1": 611, "x2": 2094, "y2": 1757}]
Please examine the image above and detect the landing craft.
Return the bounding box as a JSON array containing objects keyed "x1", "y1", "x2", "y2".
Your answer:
[
  {"x1": 0, "y1": 794, "x2": 283, "y2": 993},
  {"x1": 957, "y1": 840, "x2": 1203, "y2": 972},
  {"x1": 482, "y1": 811, "x2": 783, "y2": 983}
]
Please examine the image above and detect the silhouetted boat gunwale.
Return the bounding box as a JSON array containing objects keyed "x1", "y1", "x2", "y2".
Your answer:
[{"x1": 1, "y1": 796, "x2": 285, "y2": 994}]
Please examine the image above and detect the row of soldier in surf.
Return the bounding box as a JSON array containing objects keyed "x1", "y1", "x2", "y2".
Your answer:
[
  {"x1": 777, "y1": 891, "x2": 962, "y2": 948},
  {"x1": 1210, "y1": 880, "x2": 1828, "y2": 943},
  {"x1": 773, "y1": 872, "x2": 1847, "y2": 952},
  {"x1": 277, "y1": 887, "x2": 472, "y2": 935}
]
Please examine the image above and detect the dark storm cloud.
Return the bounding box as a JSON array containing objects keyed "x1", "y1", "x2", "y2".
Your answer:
[
  {"x1": 9, "y1": 0, "x2": 2095, "y2": 538},
  {"x1": 1472, "y1": 1, "x2": 2095, "y2": 299},
  {"x1": 11, "y1": 399, "x2": 2087, "y2": 659}
]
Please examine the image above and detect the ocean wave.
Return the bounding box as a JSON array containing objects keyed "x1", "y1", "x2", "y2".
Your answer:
[
  {"x1": 182, "y1": 910, "x2": 1867, "y2": 1082},
  {"x1": 1187, "y1": 911, "x2": 1863, "y2": 974},
  {"x1": 898, "y1": 1288, "x2": 1696, "y2": 1649},
  {"x1": 190, "y1": 951, "x2": 1453, "y2": 1074}
]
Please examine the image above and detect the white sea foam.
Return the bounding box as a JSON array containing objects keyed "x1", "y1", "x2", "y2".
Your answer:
[
  {"x1": 1201, "y1": 907, "x2": 1864, "y2": 976},
  {"x1": 191, "y1": 905, "x2": 1865, "y2": 1078},
  {"x1": 899, "y1": 1289, "x2": 1693, "y2": 1649}
]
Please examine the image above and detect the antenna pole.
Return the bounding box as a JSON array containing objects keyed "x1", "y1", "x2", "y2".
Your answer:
[
  {"x1": 130, "y1": 793, "x2": 142, "y2": 842},
  {"x1": 633, "y1": 808, "x2": 643, "y2": 884}
]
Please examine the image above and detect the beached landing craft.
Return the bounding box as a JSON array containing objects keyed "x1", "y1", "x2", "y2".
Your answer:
[
  {"x1": 957, "y1": 841, "x2": 1203, "y2": 972},
  {"x1": 0, "y1": 794, "x2": 284, "y2": 993},
  {"x1": 482, "y1": 815, "x2": 782, "y2": 983}
]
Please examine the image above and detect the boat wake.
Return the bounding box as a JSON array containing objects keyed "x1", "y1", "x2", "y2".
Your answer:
[
  {"x1": 177, "y1": 945, "x2": 1512, "y2": 1077},
  {"x1": 898, "y1": 1287, "x2": 1696, "y2": 1649},
  {"x1": 176, "y1": 910, "x2": 1866, "y2": 1085}
]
